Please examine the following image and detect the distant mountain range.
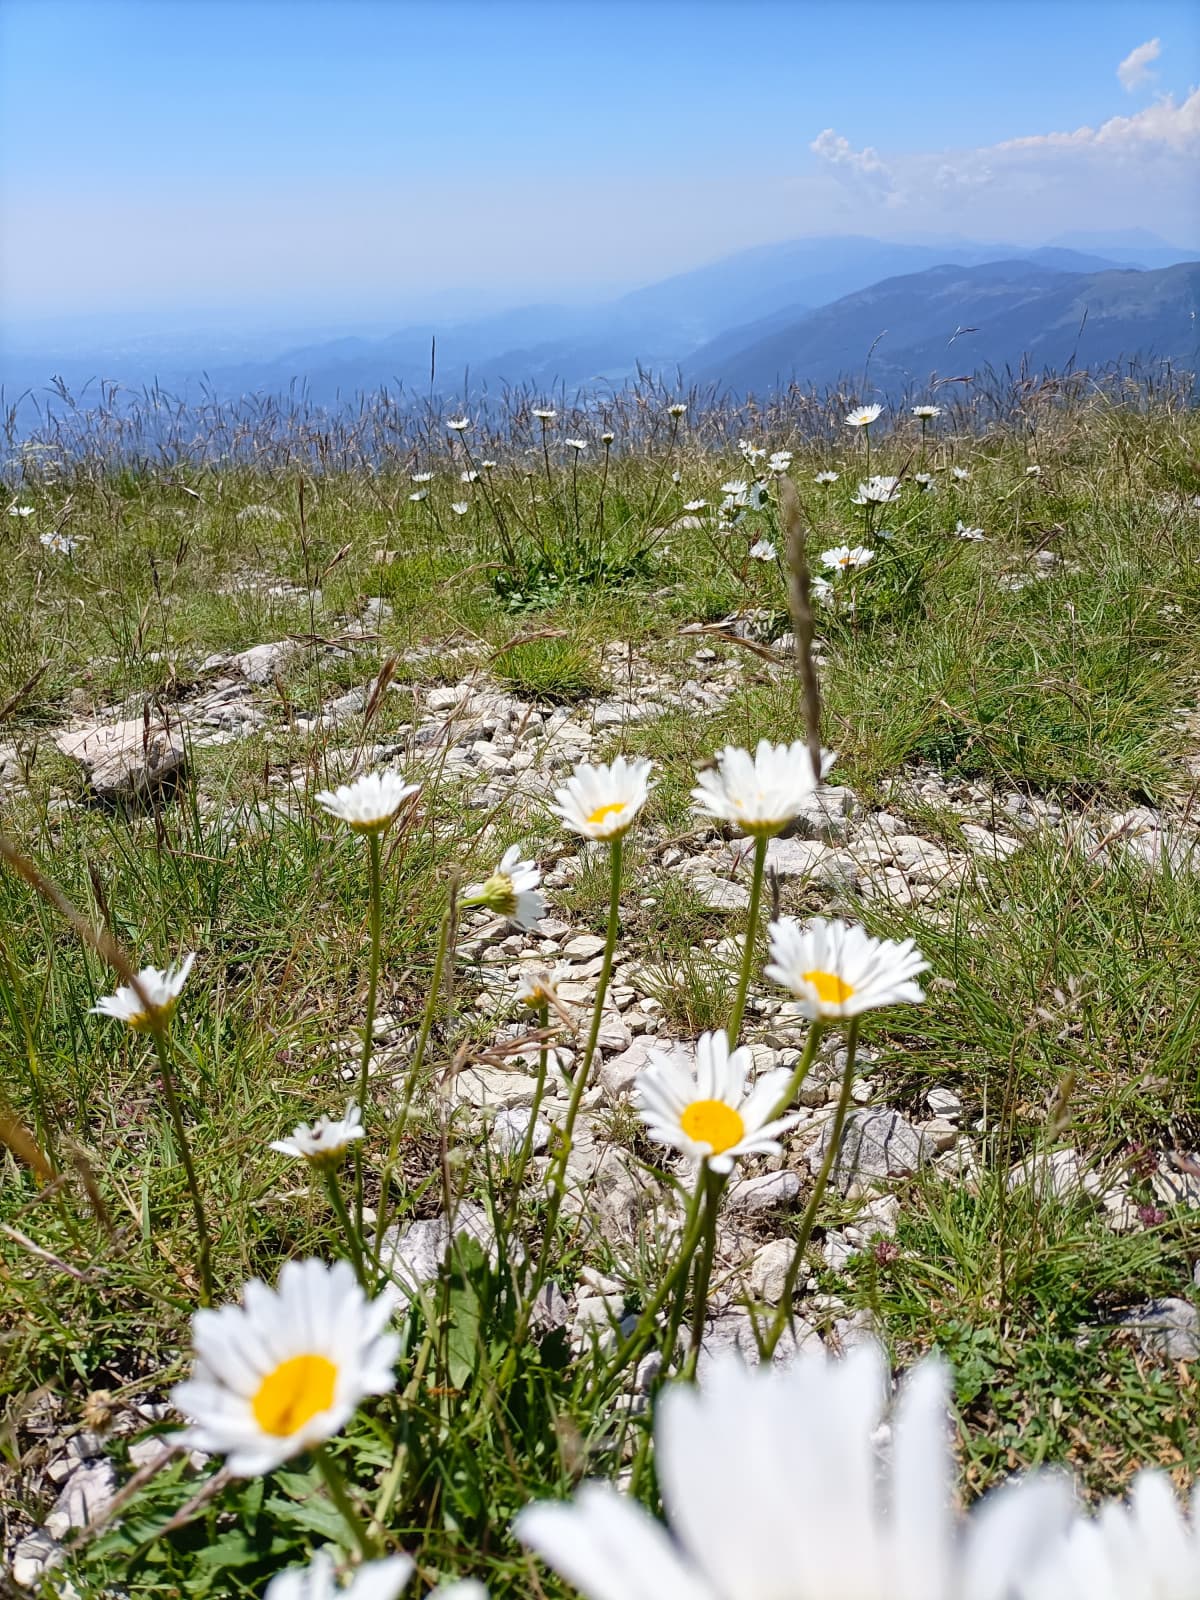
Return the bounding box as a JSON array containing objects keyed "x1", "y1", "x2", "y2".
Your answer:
[{"x1": 2, "y1": 231, "x2": 1196, "y2": 412}]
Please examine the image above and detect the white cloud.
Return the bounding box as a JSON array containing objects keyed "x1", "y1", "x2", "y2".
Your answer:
[
  {"x1": 1117, "y1": 37, "x2": 1161, "y2": 92},
  {"x1": 809, "y1": 128, "x2": 897, "y2": 199},
  {"x1": 995, "y1": 87, "x2": 1200, "y2": 156}
]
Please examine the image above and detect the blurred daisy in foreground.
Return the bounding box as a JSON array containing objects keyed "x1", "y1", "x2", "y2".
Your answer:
[
  {"x1": 692, "y1": 739, "x2": 835, "y2": 839},
  {"x1": 845, "y1": 403, "x2": 883, "y2": 428},
  {"x1": 171, "y1": 1259, "x2": 399, "y2": 1476},
  {"x1": 7, "y1": 504, "x2": 34, "y2": 517},
  {"x1": 265, "y1": 1551, "x2": 414, "y2": 1600},
  {"x1": 749, "y1": 539, "x2": 776, "y2": 561},
  {"x1": 517, "y1": 1343, "x2": 1074, "y2": 1600},
  {"x1": 408, "y1": 490, "x2": 428, "y2": 502},
  {"x1": 464, "y1": 845, "x2": 545, "y2": 930},
  {"x1": 270, "y1": 1102, "x2": 364, "y2": 1167},
  {"x1": 851, "y1": 475, "x2": 901, "y2": 506},
  {"x1": 550, "y1": 756, "x2": 653, "y2": 841},
  {"x1": 766, "y1": 915, "x2": 928, "y2": 1018},
  {"x1": 635, "y1": 1030, "x2": 799, "y2": 1173},
  {"x1": 821, "y1": 544, "x2": 874, "y2": 571},
  {"x1": 914, "y1": 472, "x2": 936, "y2": 492},
  {"x1": 768, "y1": 451, "x2": 793, "y2": 474},
  {"x1": 952, "y1": 465, "x2": 970, "y2": 481},
  {"x1": 461, "y1": 469, "x2": 479, "y2": 483},
  {"x1": 315, "y1": 770, "x2": 420, "y2": 835},
  {"x1": 451, "y1": 501, "x2": 469, "y2": 515},
  {"x1": 955, "y1": 520, "x2": 986, "y2": 541},
  {"x1": 1015, "y1": 1471, "x2": 1200, "y2": 1600},
  {"x1": 91, "y1": 954, "x2": 195, "y2": 1032}
]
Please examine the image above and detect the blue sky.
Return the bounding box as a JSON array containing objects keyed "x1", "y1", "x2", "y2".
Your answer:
[{"x1": 2, "y1": 0, "x2": 1198, "y2": 326}]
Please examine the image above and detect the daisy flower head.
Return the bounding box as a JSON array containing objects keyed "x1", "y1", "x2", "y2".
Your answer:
[
  {"x1": 668, "y1": 402, "x2": 688, "y2": 417},
  {"x1": 720, "y1": 478, "x2": 748, "y2": 498},
  {"x1": 600, "y1": 430, "x2": 615, "y2": 444},
  {"x1": 845, "y1": 403, "x2": 884, "y2": 428},
  {"x1": 481, "y1": 458, "x2": 498, "y2": 470},
  {"x1": 1014, "y1": 1470, "x2": 1200, "y2": 1600},
  {"x1": 264, "y1": 1551, "x2": 415, "y2": 1600},
  {"x1": 7, "y1": 504, "x2": 34, "y2": 517},
  {"x1": 315, "y1": 770, "x2": 420, "y2": 835},
  {"x1": 635, "y1": 1030, "x2": 800, "y2": 1173},
  {"x1": 768, "y1": 450, "x2": 793, "y2": 474},
  {"x1": 408, "y1": 490, "x2": 428, "y2": 502},
  {"x1": 40, "y1": 530, "x2": 77, "y2": 554},
  {"x1": 411, "y1": 471, "x2": 434, "y2": 483},
  {"x1": 912, "y1": 404, "x2": 942, "y2": 419},
  {"x1": 451, "y1": 501, "x2": 469, "y2": 515},
  {"x1": 514, "y1": 968, "x2": 560, "y2": 1010},
  {"x1": 814, "y1": 470, "x2": 839, "y2": 484},
  {"x1": 766, "y1": 915, "x2": 928, "y2": 1018},
  {"x1": 550, "y1": 756, "x2": 653, "y2": 841},
  {"x1": 170, "y1": 1258, "x2": 399, "y2": 1476},
  {"x1": 952, "y1": 465, "x2": 970, "y2": 481},
  {"x1": 516, "y1": 1343, "x2": 1075, "y2": 1600},
  {"x1": 683, "y1": 498, "x2": 708, "y2": 512},
  {"x1": 565, "y1": 438, "x2": 588, "y2": 451},
  {"x1": 446, "y1": 416, "x2": 471, "y2": 432},
  {"x1": 955, "y1": 520, "x2": 986, "y2": 541},
  {"x1": 91, "y1": 954, "x2": 195, "y2": 1033},
  {"x1": 691, "y1": 739, "x2": 836, "y2": 839},
  {"x1": 532, "y1": 407, "x2": 557, "y2": 422},
  {"x1": 851, "y1": 475, "x2": 901, "y2": 506},
  {"x1": 460, "y1": 469, "x2": 479, "y2": 483},
  {"x1": 821, "y1": 544, "x2": 874, "y2": 571},
  {"x1": 811, "y1": 574, "x2": 835, "y2": 606},
  {"x1": 747, "y1": 480, "x2": 769, "y2": 510},
  {"x1": 914, "y1": 471, "x2": 936, "y2": 492},
  {"x1": 270, "y1": 1101, "x2": 364, "y2": 1167},
  {"x1": 749, "y1": 539, "x2": 776, "y2": 561},
  {"x1": 464, "y1": 844, "x2": 545, "y2": 929},
  {"x1": 738, "y1": 440, "x2": 767, "y2": 462},
  {"x1": 1026, "y1": 465, "x2": 1042, "y2": 477}
]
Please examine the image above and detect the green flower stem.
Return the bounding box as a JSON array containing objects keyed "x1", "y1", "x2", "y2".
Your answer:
[
  {"x1": 504, "y1": 1002, "x2": 550, "y2": 1234},
  {"x1": 354, "y1": 832, "x2": 384, "y2": 1235},
  {"x1": 323, "y1": 1165, "x2": 367, "y2": 1291},
  {"x1": 315, "y1": 1444, "x2": 379, "y2": 1560},
  {"x1": 727, "y1": 833, "x2": 768, "y2": 1047},
  {"x1": 762, "y1": 1018, "x2": 859, "y2": 1360},
  {"x1": 684, "y1": 1164, "x2": 727, "y2": 1376},
  {"x1": 150, "y1": 1023, "x2": 212, "y2": 1307},
  {"x1": 767, "y1": 1019, "x2": 824, "y2": 1122},
  {"x1": 551, "y1": 834, "x2": 623, "y2": 1195},
  {"x1": 369, "y1": 895, "x2": 453, "y2": 1281},
  {"x1": 600, "y1": 1166, "x2": 709, "y2": 1385}
]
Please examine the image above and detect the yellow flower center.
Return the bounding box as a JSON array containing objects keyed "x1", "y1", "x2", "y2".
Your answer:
[
  {"x1": 587, "y1": 801, "x2": 627, "y2": 826},
  {"x1": 803, "y1": 969, "x2": 855, "y2": 1006},
  {"x1": 680, "y1": 1099, "x2": 746, "y2": 1155},
  {"x1": 251, "y1": 1353, "x2": 338, "y2": 1437}
]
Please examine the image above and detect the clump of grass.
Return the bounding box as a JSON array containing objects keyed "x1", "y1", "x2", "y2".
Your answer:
[{"x1": 491, "y1": 635, "x2": 603, "y2": 703}]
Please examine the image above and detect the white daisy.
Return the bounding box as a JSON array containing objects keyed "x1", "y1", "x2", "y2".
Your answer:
[
  {"x1": 461, "y1": 469, "x2": 479, "y2": 482},
  {"x1": 170, "y1": 1258, "x2": 399, "y2": 1476},
  {"x1": 516, "y1": 1344, "x2": 1075, "y2": 1600},
  {"x1": 821, "y1": 544, "x2": 874, "y2": 571},
  {"x1": 738, "y1": 441, "x2": 767, "y2": 462},
  {"x1": 845, "y1": 404, "x2": 883, "y2": 428},
  {"x1": 411, "y1": 471, "x2": 434, "y2": 483},
  {"x1": 451, "y1": 501, "x2": 469, "y2": 515},
  {"x1": 514, "y1": 968, "x2": 561, "y2": 1010},
  {"x1": 683, "y1": 499, "x2": 708, "y2": 511},
  {"x1": 409, "y1": 490, "x2": 429, "y2": 502},
  {"x1": 39, "y1": 530, "x2": 77, "y2": 554},
  {"x1": 914, "y1": 472, "x2": 936, "y2": 492},
  {"x1": 7, "y1": 504, "x2": 34, "y2": 517},
  {"x1": 565, "y1": 438, "x2": 588, "y2": 451},
  {"x1": 1026, "y1": 465, "x2": 1042, "y2": 477},
  {"x1": 851, "y1": 476, "x2": 901, "y2": 506},
  {"x1": 720, "y1": 478, "x2": 748, "y2": 497},
  {"x1": 446, "y1": 416, "x2": 471, "y2": 432},
  {"x1": 600, "y1": 431, "x2": 615, "y2": 444},
  {"x1": 91, "y1": 954, "x2": 195, "y2": 1032},
  {"x1": 811, "y1": 575, "x2": 835, "y2": 606},
  {"x1": 635, "y1": 1030, "x2": 800, "y2": 1173},
  {"x1": 691, "y1": 739, "x2": 835, "y2": 839},
  {"x1": 912, "y1": 404, "x2": 942, "y2": 419},
  {"x1": 814, "y1": 470, "x2": 839, "y2": 484},
  {"x1": 952, "y1": 465, "x2": 970, "y2": 481},
  {"x1": 1014, "y1": 1471, "x2": 1200, "y2": 1600},
  {"x1": 668, "y1": 402, "x2": 688, "y2": 417},
  {"x1": 270, "y1": 1102, "x2": 365, "y2": 1166},
  {"x1": 315, "y1": 770, "x2": 420, "y2": 835},
  {"x1": 481, "y1": 458, "x2": 498, "y2": 469},
  {"x1": 532, "y1": 407, "x2": 557, "y2": 421},
  {"x1": 264, "y1": 1551, "x2": 414, "y2": 1600},
  {"x1": 749, "y1": 539, "x2": 776, "y2": 561},
  {"x1": 671, "y1": 469, "x2": 682, "y2": 483},
  {"x1": 768, "y1": 451, "x2": 793, "y2": 474},
  {"x1": 463, "y1": 844, "x2": 545, "y2": 930},
  {"x1": 955, "y1": 520, "x2": 986, "y2": 541},
  {"x1": 747, "y1": 481, "x2": 769, "y2": 510},
  {"x1": 550, "y1": 756, "x2": 653, "y2": 841},
  {"x1": 765, "y1": 915, "x2": 928, "y2": 1018}
]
